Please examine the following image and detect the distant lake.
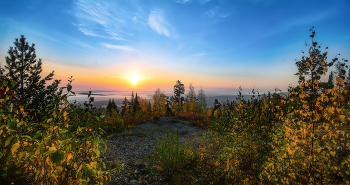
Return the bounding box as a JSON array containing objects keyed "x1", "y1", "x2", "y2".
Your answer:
[{"x1": 67, "y1": 90, "x2": 290, "y2": 109}]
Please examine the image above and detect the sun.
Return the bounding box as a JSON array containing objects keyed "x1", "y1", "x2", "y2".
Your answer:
[{"x1": 132, "y1": 79, "x2": 137, "y2": 85}]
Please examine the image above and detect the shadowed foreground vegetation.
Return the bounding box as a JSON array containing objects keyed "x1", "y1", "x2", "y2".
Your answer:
[{"x1": 1, "y1": 27, "x2": 350, "y2": 184}]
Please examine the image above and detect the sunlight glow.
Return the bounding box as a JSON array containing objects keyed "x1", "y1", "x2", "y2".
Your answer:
[
  {"x1": 130, "y1": 76, "x2": 139, "y2": 85},
  {"x1": 132, "y1": 79, "x2": 137, "y2": 85}
]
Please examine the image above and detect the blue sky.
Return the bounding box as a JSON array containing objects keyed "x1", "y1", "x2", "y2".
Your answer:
[{"x1": 0, "y1": 0, "x2": 349, "y2": 95}]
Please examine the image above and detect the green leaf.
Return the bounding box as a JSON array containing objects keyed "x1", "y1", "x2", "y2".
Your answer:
[
  {"x1": 8, "y1": 121, "x2": 15, "y2": 128},
  {"x1": 51, "y1": 150, "x2": 65, "y2": 164},
  {"x1": 5, "y1": 135, "x2": 14, "y2": 147},
  {"x1": 44, "y1": 150, "x2": 56, "y2": 156},
  {"x1": 11, "y1": 142, "x2": 20, "y2": 154},
  {"x1": 10, "y1": 81, "x2": 16, "y2": 88},
  {"x1": 35, "y1": 144, "x2": 43, "y2": 155},
  {"x1": 17, "y1": 121, "x2": 24, "y2": 128},
  {"x1": 82, "y1": 131, "x2": 88, "y2": 139},
  {"x1": 67, "y1": 84, "x2": 72, "y2": 92},
  {"x1": 92, "y1": 137, "x2": 99, "y2": 148},
  {"x1": 21, "y1": 135, "x2": 32, "y2": 140},
  {"x1": 0, "y1": 125, "x2": 8, "y2": 130},
  {"x1": 71, "y1": 141, "x2": 76, "y2": 152},
  {"x1": 28, "y1": 144, "x2": 36, "y2": 152}
]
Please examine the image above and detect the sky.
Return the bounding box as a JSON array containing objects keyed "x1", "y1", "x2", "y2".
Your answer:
[{"x1": 0, "y1": 0, "x2": 350, "y2": 96}]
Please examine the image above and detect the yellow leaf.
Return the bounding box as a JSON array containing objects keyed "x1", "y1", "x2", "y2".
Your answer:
[
  {"x1": 46, "y1": 156, "x2": 51, "y2": 165},
  {"x1": 90, "y1": 161, "x2": 97, "y2": 168},
  {"x1": 11, "y1": 142, "x2": 20, "y2": 154},
  {"x1": 67, "y1": 153, "x2": 72, "y2": 162},
  {"x1": 63, "y1": 111, "x2": 68, "y2": 121}
]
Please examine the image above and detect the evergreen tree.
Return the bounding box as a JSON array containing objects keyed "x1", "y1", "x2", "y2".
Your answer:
[
  {"x1": 327, "y1": 71, "x2": 335, "y2": 89},
  {"x1": 174, "y1": 80, "x2": 185, "y2": 105},
  {"x1": 148, "y1": 101, "x2": 152, "y2": 112},
  {"x1": 121, "y1": 97, "x2": 128, "y2": 116},
  {"x1": 133, "y1": 92, "x2": 139, "y2": 115},
  {"x1": 3, "y1": 35, "x2": 61, "y2": 121},
  {"x1": 130, "y1": 91, "x2": 135, "y2": 107},
  {"x1": 213, "y1": 99, "x2": 221, "y2": 111},
  {"x1": 197, "y1": 86, "x2": 208, "y2": 113},
  {"x1": 107, "y1": 99, "x2": 118, "y2": 113}
]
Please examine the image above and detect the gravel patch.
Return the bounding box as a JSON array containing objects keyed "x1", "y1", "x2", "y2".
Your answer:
[{"x1": 98, "y1": 117, "x2": 215, "y2": 185}]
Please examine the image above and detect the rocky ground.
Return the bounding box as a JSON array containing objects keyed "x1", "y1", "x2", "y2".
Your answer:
[{"x1": 96, "y1": 117, "x2": 216, "y2": 185}]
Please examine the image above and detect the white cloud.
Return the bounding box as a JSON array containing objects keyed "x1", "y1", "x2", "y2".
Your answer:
[
  {"x1": 101, "y1": 43, "x2": 135, "y2": 51},
  {"x1": 73, "y1": 0, "x2": 146, "y2": 41},
  {"x1": 72, "y1": 40, "x2": 93, "y2": 48},
  {"x1": 198, "y1": 0, "x2": 211, "y2": 3},
  {"x1": 205, "y1": 6, "x2": 231, "y2": 18},
  {"x1": 148, "y1": 10, "x2": 174, "y2": 38},
  {"x1": 175, "y1": 0, "x2": 190, "y2": 3}
]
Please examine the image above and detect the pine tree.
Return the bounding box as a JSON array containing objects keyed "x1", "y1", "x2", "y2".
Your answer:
[
  {"x1": 327, "y1": 71, "x2": 335, "y2": 89},
  {"x1": 121, "y1": 97, "x2": 128, "y2": 116},
  {"x1": 174, "y1": 80, "x2": 185, "y2": 105},
  {"x1": 130, "y1": 91, "x2": 135, "y2": 107},
  {"x1": 197, "y1": 86, "x2": 207, "y2": 114},
  {"x1": 213, "y1": 99, "x2": 221, "y2": 111},
  {"x1": 3, "y1": 35, "x2": 61, "y2": 121},
  {"x1": 107, "y1": 99, "x2": 118, "y2": 113},
  {"x1": 134, "y1": 92, "x2": 139, "y2": 115}
]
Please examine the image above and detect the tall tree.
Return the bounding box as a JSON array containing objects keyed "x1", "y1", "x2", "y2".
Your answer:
[
  {"x1": 121, "y1": 97, "x2": 128, "y2": 116},
  {"x1": 3, "y1": 35, "x2": 61, "y2": 121},
  {"x1": 4, "y1": 35, "x2": 60, "y2": 103},
  {"x1": 328, "y1": 71, "x2": 335, "y2": 89},
  {"x1": 153, "y1": 88, "x2": 167, "y2": 118},
  {"x1": 107, "y1": 99, "x2": 118, "y2": 113},
  {"x1": 174, "y1": 80, "x2": 185, "y2": 105},
  {"x1": 187, "y1": 83, "x2": 197, "y2": 114},
  {"x1": 197, "y1": 86, "x2": 207, "y2": 114},
  {"x1": 335, "y1": 61, "x2": 348, "y2": 89},
  {"x1": 130, "y1": 91, "x2": 135, "y2": 107},
  {"x1": 134, "y1": 92, "x2": 139, "y2": 115},
  {"x1": 213, "y1": 99, "x2": 221, "y2": 111}
]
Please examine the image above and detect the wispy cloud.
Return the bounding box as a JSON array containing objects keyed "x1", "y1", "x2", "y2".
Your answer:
[
  {"x1": 148, "y1": 10, "x2": 175, "y2": 38},
  {"x1": 175, "y1": 0, "x2": 190, "y2": 3},
  {"x1": 73, "y1": 0, "x2": 146, "y2": 41},
  {"x1": 198, "y1": 0, "x2": 211, "y2": 3},
  {"x1": 71, "y1": 40, "x2": 93, "y2": 48},
  {"x1": 101, "y1": 43, "x2": 135, "y2": 51},
  {"x1": 205, "y1": 6, "x2": 231, "y2": 18}
]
